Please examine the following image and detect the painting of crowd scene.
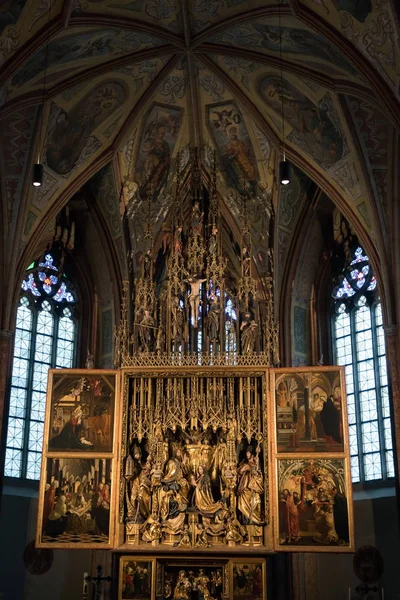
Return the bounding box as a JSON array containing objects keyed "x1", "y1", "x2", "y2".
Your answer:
[
  {"x1": 158, "y1": 563, "x2": 226, "y2": 600},
  {"x1": 232, "y1": 560, "x2": 266, "y2": 600},
  {"x1": 119, "y1": 558, "x2": 154, "y2": 600},
  {"x1": 37, "y1": 457, "x2": 112, "y2": 547},
  {"x1": 276, "y1": 458, "x2": 352, "y2": 551},
  {"x1": 274, "y1": 368, "x2": 345, "y2": 453},
  {"x1": 47, "y1": 371, "x2": 117, "y2": 453}
]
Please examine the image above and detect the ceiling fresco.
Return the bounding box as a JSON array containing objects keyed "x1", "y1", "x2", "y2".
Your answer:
[
  {"x1": 300, "y1": 0, "x2": 399, "y2": 88},
  {"x1": 207, "y1": 19, "x2": 357, "y2": 75},
  {"x1": 0, "y1": 0, "x2": 398, "y2": 312},
  {"x1": 73, "y1": 0, "x2": 183, "y2": 33},
  {"x1": 9, "y1": 27, "x2": 164, "y2": 89},
  {"x1": 0, "y1": 0, "x2": 64, "y2": 67}
]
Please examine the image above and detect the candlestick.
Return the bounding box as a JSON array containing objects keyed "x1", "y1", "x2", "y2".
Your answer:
[{"x1": 83, "y1": 572, "x2": 88, "y2": 600}]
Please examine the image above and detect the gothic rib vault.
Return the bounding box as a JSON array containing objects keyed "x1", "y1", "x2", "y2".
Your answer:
[{"x1": 0, "y1": 0, "x2": 399, "y2": 332}]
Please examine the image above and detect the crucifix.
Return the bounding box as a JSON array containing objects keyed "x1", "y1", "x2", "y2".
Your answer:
[{"x1": 83, "y1": 565, "x2": 112, "y2": 600}]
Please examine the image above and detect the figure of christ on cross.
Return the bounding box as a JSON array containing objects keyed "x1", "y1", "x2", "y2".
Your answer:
[{"x1": 187, "y1": 275, "x2": 207, "y2": 328}]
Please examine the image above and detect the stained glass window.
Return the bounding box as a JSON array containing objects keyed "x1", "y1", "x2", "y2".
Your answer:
[
  {"x1": 4, "y1": 256, "x2": 77, "y2": 480},
  {"x1": 332, "y1": 247, "x2": 394, "y2": 483}
]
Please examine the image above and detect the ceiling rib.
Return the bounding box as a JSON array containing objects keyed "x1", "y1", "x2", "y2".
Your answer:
[
  {"x1": 0, "y1": 45, "x2": 177, "y2": 120},
  {"x1": 113, "y1": 54, "x2": 180, "y2": 151}
]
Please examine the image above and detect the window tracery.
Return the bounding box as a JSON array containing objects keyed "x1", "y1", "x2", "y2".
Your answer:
[
  {"x1": 5, "y1": 254, "x2": 77, "y2": 480},
  {"x1": 331, "y1": 228, "x2": 393, "y2": 483}
]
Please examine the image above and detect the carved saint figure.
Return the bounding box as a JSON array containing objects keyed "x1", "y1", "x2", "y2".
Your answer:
[
  {"x1": 174, "y1": 226, "x2": 183, "y2": 255},
  {"x1": 171, "y1": 296, "x2": 184, "y2": 345},
  {"x1": 139, "y1": 309, "x2": 155, "y2": 351},
  {"x1": 195, "y1": 523, "x2": 211, "y2": 547},
  {"x1": 209, "y1": 226, "x2": 218, "y2": 255},
  {"x1": 128, "y1": 454, "x2": 153, "y2": 523},
  {"x1": 241, "y1": 247, "x2": 251, "y2": 277},
  {"x1": 206, "y1": 296, "x2": 220, "y2": 344},
  {"x1": 142, "y1": 512, "x2": 162, "y2": 543},
  {"x1": 240, "y1": 313, "x2": 258, "y2": 354},
  {"x1": 85, "y1": 349, "x2": 94, "y2": 369},
  {"x1": 237, "y1": 446, "x2": 264, "y2": 525},
  {"x1": 142, "y1": 249, "x2": 152, "y2": 279},
  {"x1": 190, "y1": 464, "x2": 224, "y2": 517},
  {"x1": 160, "y1": 445, "x2": 189, "y2": 534},
  {"x1": 190, "y1": 200, "x2": 203, "y2": 234},
  {"x1": 226, "y1": 510, "x2": 247, "y2": 544},
  {"x1": 178, "y1": 524, "x2": 191, "y2": 547}
]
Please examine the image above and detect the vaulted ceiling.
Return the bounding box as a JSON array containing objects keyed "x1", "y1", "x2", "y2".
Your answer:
[{"x1": 0, "y1": 0, "x2": 399, "y2": 327}]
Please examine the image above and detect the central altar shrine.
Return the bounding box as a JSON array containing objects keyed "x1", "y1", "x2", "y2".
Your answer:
[{"x1": 118, "y1": 368, "x2": 270, "y2": 550}]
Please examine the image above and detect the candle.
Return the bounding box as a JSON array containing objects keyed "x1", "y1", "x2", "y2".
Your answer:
[
  {"x1": 348, "y1": 587, "x2": 351, "y2": 600},
  {"x1": 381, "y1": 588, "x2": 384, "y2": 600},
  {"x1": 82, "y1": 572, "x2": 88, "y2": 599}
]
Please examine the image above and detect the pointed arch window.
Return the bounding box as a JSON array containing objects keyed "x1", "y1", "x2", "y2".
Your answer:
[
  {"x1": 4, "y1": 255, "x2": 77, "y2": 480},
  {"x1": 332, "y1": 245, "x2": 394, "y2": 483}
]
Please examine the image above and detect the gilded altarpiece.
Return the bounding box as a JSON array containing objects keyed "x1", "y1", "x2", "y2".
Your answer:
[
  {"x1": 35, "y1": 152, "x2": 354, "y2": 558},
  {"x1": 115, "y1": 368, "x2": 273, "y2": 552}
]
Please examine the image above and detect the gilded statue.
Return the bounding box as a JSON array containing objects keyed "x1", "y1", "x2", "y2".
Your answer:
[
  {"x1": 190, "y1": 200, "x2": 203, "y2": 234},
  {"x1": 138, "y1": 309, "x2": 155, "y2": 351},
  {"x1": 237, "y1": 446, "x2": 264, "y2": 526},
  {"x1": 226, "y1": 510, "x2": 247, "y2": 544},
  {"x1": 190, "y1": 464, "x2": 225, "y2": 517},
  {"x1": 125, "y1": 421, "x2": 265, "y2": 547},
  {"x1": 240, "y1": 313, "x2": 258, "y2": 354},
  {"x1": 206, "y1": 296, "x2": 220, "y2": 343},
  {"x1": 209, "y1": 226, "x2": 218, "y2": 255},
  {"x1": 195, "y1": 523, "x2": 211, "y2": 547},
  {"x1": 159, "y1": 444, "x2": 190, "y2": 534},
  {"x1": 127, "y1": 453, "x2": 153, "y2": 523},
  {"x1": 171, "y1": 296, "x2": 184, "y2": 345},
  {"x1": 178, "y1": 524, "x2": 191, "y2": 547},
  {"x1": 141, "y1": 512, "x2": 162, "y2": 543}
]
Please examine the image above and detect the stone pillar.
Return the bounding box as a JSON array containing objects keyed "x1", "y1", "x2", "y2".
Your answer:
[
  {"x1": 291, "y1": 553, "x2": 318, "y2": 600},
  {"x1": 0, "y1": 330, "x2": 13, "y2": 447},
  {"x1": 383, "y1": 325, "x2": 400, "y2": 481}
]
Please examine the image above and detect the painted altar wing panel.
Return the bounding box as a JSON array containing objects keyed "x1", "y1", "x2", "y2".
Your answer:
[
  {"x1": 274, "y1": 456, "x2": 354, "y2": 552},
  {"x1": 273, "y1": 367, "x2": 346, "y2": 453},
  {"x1": 46, "y1": 370, "x2": 118, "y2": 454},
  {"x1": 231, "y1": 558, "x2": 267, "y2": 600},
  {"x1": 37, "y1": 456, "x2": 114, "y2": 548},
  {"x1": 119, "y1": 556, "x2": 155, "y2": 600}
]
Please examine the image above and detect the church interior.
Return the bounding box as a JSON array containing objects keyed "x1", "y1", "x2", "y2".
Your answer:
[{"x1": 0, "y1": 0, "x2": 400, "y2": 598}]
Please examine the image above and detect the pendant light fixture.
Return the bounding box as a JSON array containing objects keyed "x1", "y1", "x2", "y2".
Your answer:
[
  {"x1": 278, "y1": 0, "x2": 290, "y2": 186},
  {"x1": 32, "y1": 3, "x2": 51, "y2": 187}
]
